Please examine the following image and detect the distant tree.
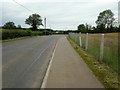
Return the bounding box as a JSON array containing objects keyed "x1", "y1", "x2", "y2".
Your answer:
[
  {"x1": 92, "y1": 26, "x2": 96, "y2": 31},
  {"x1": 3, "y1": 22, "x2": 16, "y2": 29},
  {"x1": 78, "y1": 24, "x2": 86, "y2": 32},
  {"x1": 25, "y1": 14, "x2": 43, "y2": 30},
  {"x1": 118, "y1": 25, "x2": 120, "y2": 32},
  {"x1": 17, "y1": 25, "x2": 22, "y2": 29},
  {"x1": 85, "y1": 23, "x2": 92, "y2": 31},
  {"x1": 96, "y1": 9, "x2": 115, "y2": 28}
]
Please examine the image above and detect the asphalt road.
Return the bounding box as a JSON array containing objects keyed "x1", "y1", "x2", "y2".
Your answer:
[
  {"x1": 2, "y1": 35, "x2": 60, "y2": 88},
  {"x1": 45, "y1": 36, "x2": 104, "y2": 88}
]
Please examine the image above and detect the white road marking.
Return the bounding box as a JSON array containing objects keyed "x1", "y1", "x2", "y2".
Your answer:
[{"x1": 41, "y1": 40, "x2": 58, "y2": 89}]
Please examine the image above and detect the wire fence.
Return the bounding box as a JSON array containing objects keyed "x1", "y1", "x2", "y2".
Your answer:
[{"x1": 68, "y1": 32, "x2": 118, "y2": 73}]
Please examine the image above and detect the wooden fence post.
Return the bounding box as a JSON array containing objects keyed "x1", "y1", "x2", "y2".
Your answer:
[
  {"x1": 85, "y1": 33, "x2": 88, "y2": 51},
  {"x1": 99, "y1": 34, "x2": 104, "y2": 62}
]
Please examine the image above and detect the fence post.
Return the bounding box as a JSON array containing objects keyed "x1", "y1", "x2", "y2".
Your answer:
[
  {"x1": 75, "y1": 33, "x2": 77, "y2": 43},
  {"x1": 85, "y1": 33, "x2": 88, "y2": 51},
  {"x1": 69, "y1": 33, "x2": 71, "y2": 39},
  {"x1": 76, "y1": 33, "x2": 79, "y2": 44},
  {"x1": 79, "y1": 32, "x2": 82, "y2": 47},
  {"x1": 99, "y1": 34, "x2": 104, "y2": 62},
  {"x1": 72, "y1": 33, "x2": 74, "y2": 40},
  {"x1": 75, "y1": 33, "x2": 76, "y2": 43},
  {"x1": 74, "y1": 33, "x2": 75, "y2": 42},
  {"x1": 70, "y1": 33, "x2": 73, "y2": 40}
]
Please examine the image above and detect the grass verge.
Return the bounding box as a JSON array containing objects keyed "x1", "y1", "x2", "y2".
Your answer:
[
  {"x1": 67, "y1": 36, "x2": 119, "y2": 90},
  {"x1": 1, "y1": 36, "x2": 38, "y2": 43}
]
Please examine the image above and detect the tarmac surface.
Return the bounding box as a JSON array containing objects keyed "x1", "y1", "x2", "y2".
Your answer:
[
  {"x1": 2, "y1": 35, "x2": 104, "y2": 88},
  {"x1": 2, "y1": 36, "x2": 60, "y2": 88},
  {"x1": 45, "y1": 36, "x2": 104, "y2": 88}
]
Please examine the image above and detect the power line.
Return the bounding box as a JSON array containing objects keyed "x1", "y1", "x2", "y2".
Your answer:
[
  {"x1": 12, "y1": 0, "x2": 33, "y2": 13},
  {"x1": 12, "y1": 0, "x2": 47, "y2": 32}
]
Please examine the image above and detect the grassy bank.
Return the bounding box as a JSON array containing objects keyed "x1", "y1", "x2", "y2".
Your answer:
[
  {"x1": 67, "y1": 36, "x2": 119, "y2": 89},
  {"x1": 1, "y1": 36, "x2": 38, "y2": 43}
]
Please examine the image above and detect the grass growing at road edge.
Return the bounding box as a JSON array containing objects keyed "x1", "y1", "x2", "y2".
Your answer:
[
  {"x1": 67, "y1": 36, "x2": 119, "y2": 90},
  {"x1": 1, "y1": 36, "x2": 38, "y2": 43}
]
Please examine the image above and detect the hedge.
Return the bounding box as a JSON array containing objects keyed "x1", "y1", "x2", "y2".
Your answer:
[{"x1": 1, "y1": 29, "x2": 43, "y2": 40}]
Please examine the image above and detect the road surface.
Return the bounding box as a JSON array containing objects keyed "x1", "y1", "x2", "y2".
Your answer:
[
  {"x1": 2, "y1": 36, "x2": 60, "y2": 88},
  {"x1": 45, "y1": 36, "x2": 104, "y2": 88}
]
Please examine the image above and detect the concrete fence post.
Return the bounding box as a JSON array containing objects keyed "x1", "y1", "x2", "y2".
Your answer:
[
  {"x1": 79, "y1": 32, "x2": 82, "y2": 47},
  {"x1": 75, "y1": 33, "x2": 77, "y2": 43},
  {"x1": 70, "y1": 33, "x2": 71, "y2": 39},
  {"x1": 74, "y1": 33, "x2": 76, "y2": 43},
  {"x1": 99, "y1": 34, "x2": 104, "y2": 62},
  {"x1": 85, "y1": 33, "x2": 88, "y2": 51},
  {"x1": 74, "y1": 33, "x2": 75, "y2": 42},
  {"x1": 76, "y1": 33, "x2": 79, "y2": 44},
  {"x1": 72, "y1": 33, "x2": 74, "y2": 40}
]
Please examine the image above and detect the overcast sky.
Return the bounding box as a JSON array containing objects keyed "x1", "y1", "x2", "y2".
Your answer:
[{"x1": 1, "y1": 0, "x2": 119, "y2": 30}]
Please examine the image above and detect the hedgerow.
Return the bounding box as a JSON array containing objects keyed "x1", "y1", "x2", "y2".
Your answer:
[{"x1": 2, "y1": 29, "x2": 43, "y2": 40}]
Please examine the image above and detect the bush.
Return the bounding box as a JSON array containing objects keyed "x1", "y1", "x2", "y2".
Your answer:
[{"x1": 2, "y1": 29, "x2": 43, "y2": 40}]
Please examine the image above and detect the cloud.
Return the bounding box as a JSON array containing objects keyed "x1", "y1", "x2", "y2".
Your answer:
[
  {"x1": 3, "y1": 0, "x2": 119, "y2": 3},
  {"x1": 1, "y1": 0, "x2": 119, "y2": 30}
]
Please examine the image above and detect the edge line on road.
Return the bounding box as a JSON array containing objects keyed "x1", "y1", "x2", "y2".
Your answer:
[{"x1": 40, "y1": 39, "x2": 58, "y2": 89}]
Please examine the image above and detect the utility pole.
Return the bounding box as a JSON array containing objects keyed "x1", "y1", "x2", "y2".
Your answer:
[
  {"x1": 44, "y1": 18, "x2": 46, "y2": 35},
  {"x1": 118, "y1": 1, "x2": 120, "y2": 25},
  {"x1": 49, "y1": 25, "x2": 52, "y2": 35}
]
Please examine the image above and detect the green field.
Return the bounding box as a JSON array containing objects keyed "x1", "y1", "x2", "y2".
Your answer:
[
  {"x1": 69, "y1": 33, "x2": 119, "y2": 73},
  {"x1": 67, "y1": 36, "x2": 119, "y2": 89}
]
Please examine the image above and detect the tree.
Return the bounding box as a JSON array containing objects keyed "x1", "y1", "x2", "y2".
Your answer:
[
  {"x1": 78, "y1": 24, "x2": 86, "y2": 32},
  {"x1": 85, "y1": 23, "x2": 92, "y2": 31},
  {"x1": 96, "y1": 9, "x2": 115, "y2": 28},
  {"x1": 118, "y1": 25, "x2": 120, "y2": 32},
  {"x1": 17, "y1": 25, "x2": 22, "y2": 29},
  {"x1": 25, "y1": 14, "x2": 43, "y2": 30},
  {"x1": 3, "y1": 21, "x2": 16, "y2": 29}
]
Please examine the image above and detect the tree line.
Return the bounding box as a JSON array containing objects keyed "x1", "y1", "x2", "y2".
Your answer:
[
  {"x1": 77, "y1": 9, "x2": 119, "y2": 33},
  {"x1": 1, "y1": 14, "x2": 53, "y2": 40},
  {"x1": 2, "y1": 9, "x2": 120, "y2": 34},
  {"x1": 2, "y1": 14, "x2": 44, "y2": 31}
]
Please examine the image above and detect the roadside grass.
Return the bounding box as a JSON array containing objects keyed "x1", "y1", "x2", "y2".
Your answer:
[
  {"x1": 1, "y1": 36, "x2": 38, "y2": 43},
  {"x1": 80, "y1": 33, "x2": 118, "y2": 73},
  {"x1": 67, "y1": 36, "x2": 119, "y2": 90}
]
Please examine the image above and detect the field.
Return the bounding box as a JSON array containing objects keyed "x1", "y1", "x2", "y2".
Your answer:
[
  {"x1": 69, "y1": 33, "x2": 119, "y2": 73},
  {"x1": 67, "y1": 36, "x2": 119, "y2": 89}
]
